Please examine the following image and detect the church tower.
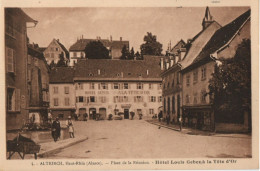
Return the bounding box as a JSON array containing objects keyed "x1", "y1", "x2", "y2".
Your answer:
[{"x1": 202, "y1": 7, "x2": 214, "y2": 30}]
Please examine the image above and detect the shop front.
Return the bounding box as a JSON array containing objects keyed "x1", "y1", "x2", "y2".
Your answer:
[{"x1": 182, "y1": 105, "x2": 214, "y2": 131}]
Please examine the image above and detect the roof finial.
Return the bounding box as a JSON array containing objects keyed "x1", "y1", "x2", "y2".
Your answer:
[{"x1": 202, "y1": 6, "x2": 214, "y2": 30}]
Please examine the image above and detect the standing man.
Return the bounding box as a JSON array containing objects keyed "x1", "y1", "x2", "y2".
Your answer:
[
  {"x1": 179, "y1": 117, "x2": 182, "y2": 131},
  {"x1": 51, "y1": 117, "x2": 61, "y2": 142}
]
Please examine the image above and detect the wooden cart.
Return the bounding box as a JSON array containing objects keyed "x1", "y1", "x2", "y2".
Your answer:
[{"x1": 7, "y1": 134, "x2": 41, "y2": 160}]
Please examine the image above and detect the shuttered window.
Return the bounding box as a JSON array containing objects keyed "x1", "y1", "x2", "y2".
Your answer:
[{"x1": 6, "y1": 47, "x2": 14, "y2": 73}]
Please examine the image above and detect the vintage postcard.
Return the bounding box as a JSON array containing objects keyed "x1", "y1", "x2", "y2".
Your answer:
[{"x1": 0, "y1": 0, "x2": 259, "y2": 170}]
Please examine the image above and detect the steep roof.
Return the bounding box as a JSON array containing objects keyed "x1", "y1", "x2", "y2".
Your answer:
[
  {"x1": 179, "y1": 21, "x2": 222, "y2": 69},
  {"x1": 55, "y1": 39, "x2": 69, "y2": 58},
  {"x1": 192, "y1": 9, "x2": 250, "y2": 64},
  {"x1": 170, "y1": 39, "x2": 186, "y2": 54},
  {"x1": 74, "y1": 55, "x2": 162, "y2": 81},
  {"x1": 49, "y1": 67, "x2": 74, "y2": 83},
  {"x1": 69, "y1": 39, "x2": 129, "y2": 51}
]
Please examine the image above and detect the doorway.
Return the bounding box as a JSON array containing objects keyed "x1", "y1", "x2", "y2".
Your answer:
[
  {"x1": 124, "y1": 109, "x2": 129, "y2": 119},
  {"x1": 89, "y1": 108, "x2": 96, "y2": 120}
]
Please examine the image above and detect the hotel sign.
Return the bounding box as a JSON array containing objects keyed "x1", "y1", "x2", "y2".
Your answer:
[{"x1": 85, "y1": 90, "x2": 150, "y2": 95}]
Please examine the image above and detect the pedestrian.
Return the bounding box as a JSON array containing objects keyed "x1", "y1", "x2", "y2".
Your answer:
[
  {"x1": 179, "y1": 117, "x2": 182, "y2": 131},
  {"x1": 74, "y1": 113, "x2": 79, "y2": 121},
  {"x1": 66, "y1": 116, "x2": 75, "y2": 138},
  {"x1": 158, "y1": 111, "x2": 162, "y2": 122},
  {"x1": 51, "y1": 117, "x2": 61, "y2": 142},
  {"x1": 48, "y1": 110, "x2": 52, "y2": 124}
]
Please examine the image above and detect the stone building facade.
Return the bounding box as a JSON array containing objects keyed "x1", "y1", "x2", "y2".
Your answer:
[
  {"x1": 5, "y1": 8, "x2": 37, "y2": 130},
  {"x1": 49, "y1": 56, "x2": 163, "y2": 120}
]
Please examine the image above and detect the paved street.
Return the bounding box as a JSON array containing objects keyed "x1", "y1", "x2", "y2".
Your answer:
[{"x1": 45, "y1": 119, "x2": 251, "y2": 159}]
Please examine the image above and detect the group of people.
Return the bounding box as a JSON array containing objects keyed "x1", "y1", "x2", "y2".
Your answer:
[{"x1": 48, "y1": 110, "x2": 75, "y2": 142}]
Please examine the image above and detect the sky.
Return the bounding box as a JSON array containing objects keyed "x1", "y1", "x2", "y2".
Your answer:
[{"x1": 23, "y1": 7, "x2": 249, "y2": 54}]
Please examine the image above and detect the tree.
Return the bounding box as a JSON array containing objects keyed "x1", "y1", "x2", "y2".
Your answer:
[
  {"x1": 49, "y1": 60, "x2": 56, "y2": 69},
  {"x1": 135, "y1": 51, "x2": 142, "y2": 60},
  {"x1": 140, "y1": 32, "x2": 163, "y2": 57},
  {"x1": 120, "y1": 45, "x2": 129, "y2": 60},
  {"x1": 56, "y1": 52, "x2": 67, "y2": 67},
  {"x1": 84, "y1": 41, "x2": 110, "y2": 59},
  {"x1": 128, "y1": 47, "x2": 135, "y2": 60},
  {"x1": 208, "y1": 39, "x2": 251, "y2": 124}
]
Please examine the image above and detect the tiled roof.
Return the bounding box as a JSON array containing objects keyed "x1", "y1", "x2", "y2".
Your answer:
[
  {"x1": 69, "y1": 39, "x2": 129, "y2": 51},
  {"x1": 179, "y1": 21, "x2": 222, "y2": 69},
  {"x1": 74, "y1": 55, "x2": 162, "y2": 81},
  {"x1": 49, "y1": 67, "x2": 74, "y2": 83},
  {"x1": 192, "y1": 9, "x2": 250, "y2": 64},
  {"x1": 28, "y1": 44, "x2": 45, "y2": 60},
  {"x1": 38, "y1": 47, "x2": 46, "y2": 52}
]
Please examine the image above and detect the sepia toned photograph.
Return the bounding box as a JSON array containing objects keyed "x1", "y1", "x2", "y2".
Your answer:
[{"x1": 2, "y1": 2, "x2": 258, "y2": 170}]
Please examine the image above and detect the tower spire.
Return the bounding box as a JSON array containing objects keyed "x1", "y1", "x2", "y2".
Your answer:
[{"x1": 202, "y1": 6, "x2": 214, "y2": 30}]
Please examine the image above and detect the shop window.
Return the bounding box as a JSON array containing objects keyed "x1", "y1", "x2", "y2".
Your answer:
[{"x1": 58, "y1": 114, "x2": 64, "y2": 119}]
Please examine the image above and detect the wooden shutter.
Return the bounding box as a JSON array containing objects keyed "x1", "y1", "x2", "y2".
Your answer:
[{"x1": 15, "y1": 88, "x2": 20, "y2": 111}]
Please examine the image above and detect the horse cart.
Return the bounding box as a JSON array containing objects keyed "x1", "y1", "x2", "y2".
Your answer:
[{"x1": 7, "y1": 134, "x2": 41, "y2": 160}]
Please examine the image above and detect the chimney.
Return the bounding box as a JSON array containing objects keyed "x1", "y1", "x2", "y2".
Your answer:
[{"x1": 120, "y1": 37, "x2": 122, "y2": 41}]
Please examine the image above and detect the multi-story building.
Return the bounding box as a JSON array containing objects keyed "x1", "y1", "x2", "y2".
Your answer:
[
  {"x1": 161, "y1": 40, "x2": 186, "y2": 123},
  {"x1": 161, "y1": 7, "x2": 221, "y2": 125},
  {"x1": 49, "y1": 55, "x2": 163, "y2": 119},
  {"x1": 5, "y1": 8, "x2": 37, "y2": 130},
  {"x1": 69, "y1": 36, "x2": 129, "y2": 66},
  {"x1": 49, "y1": 67, "x2": 76, "y2": 119},
  {"x1": 27, "y1": 44, "x2": 50, "y2": 124},
  {"x1": 43, "y1": 38, "x2": 69, "y2": 65},
  {"x1": 181, "y1": 9, "x2": 250, "y2": 132}
]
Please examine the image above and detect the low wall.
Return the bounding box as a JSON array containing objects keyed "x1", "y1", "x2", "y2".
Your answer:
[
  {"x1": 6, "y1": 127, "x2": 70, "y2": 143},
  {"x1": 215, "y1": 123, "x2": 249, "y2": 133}
]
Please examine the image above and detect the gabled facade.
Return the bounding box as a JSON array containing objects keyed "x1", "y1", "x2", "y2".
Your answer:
[
  {"x1": 69, "y1": 36, "x2": 129, "y2": 66},
  {"x1": 5, "y1": 8, "x2": 37, "y2": 130},
  {"x1": 43, "y1": 38, "x2": 69, "y2": 65},
  {"x1": 181, "y1": 9, "x2": 251, "y2": 132}
]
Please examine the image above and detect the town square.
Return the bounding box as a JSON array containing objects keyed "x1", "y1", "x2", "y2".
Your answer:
[{"x1": 4, "y1": 6, "x2": 254, "y2": 162}]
